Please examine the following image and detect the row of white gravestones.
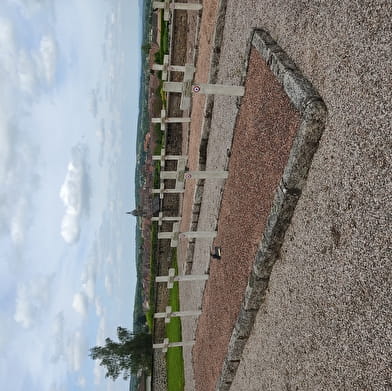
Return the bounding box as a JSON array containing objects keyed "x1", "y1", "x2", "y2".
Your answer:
[
  {"x1": 153, "y1": 1, "x2": 202, "y2": 22},
  {"x1": 152, "y1": 57, "x2": 245, "y2": 105},
  {"x1": 153, "y1": 268, "x2": 208, "y2": 350},
  {"x1": 152, "y1": 153, "x2": 228, "y2": 199},
  {"x1": 151, "y1": 3, "x2": 236, "y2": 352},
  {"x1": 158, "y1": 59, "x2": 244, "y2": 110}
]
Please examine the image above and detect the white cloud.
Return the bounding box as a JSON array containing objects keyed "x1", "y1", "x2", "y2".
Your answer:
[
  {"x1": 72, "y1": 292, "x2": 88, "y2": 317},
  {"x1": 59, "y1": 145, "x2": 89, "y2": 244},
  {"x1": 89, "y1": 89, "x2": 98, "y2": 117},
  {"x1": 39, "y1": 35, "x2": 57, "y2": 84},
  {"x1": 93, "y1": 360, "x2": 103, "y2": 385},
  {"x1": 96, "y1": 316, "x2": 106, "y2": 346},
  {"x1": 14, "y1": 275, "x2": 52, "y2": 328},
  {"x1": 17, "y1": 50, "x2": 38, "y2": 94},
  {"x1": 0, "y1": 18, "x2": 17, "y2": 75},
  {"x1": 82, "y1": 278, "x2": 95, "y2": 301},
  {"x1": 77, "y1": 375, "x2": 86, "y2": 388},
  {"x1": 95, "y1": 298, "x2": 103, "y2": 317},
  {"x1": 104, "y1": 275, "x2": 112, "y2": 295},
  {"x1": 50, "y1": 312, "x2": 65, "y2": 363},
  {"x1": 10, "y1": 198, "x2": 28, "y2": 244},
  {"x1": 66, "y1": 331, "x2": 87, "y2": 372}
]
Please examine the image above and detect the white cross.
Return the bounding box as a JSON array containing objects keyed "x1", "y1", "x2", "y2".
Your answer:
[
  {"x1": 159, "y1": 156, "x2": 188, "y2": 191},
  {"x1": 152, "y1": 148, "x2": 188, "y2": 169},
  {"x1": 151, "y1": 109, "x2": 191, "y2": 131},
  {"x1": 160, "y1": 169, "x2": 229, "y2": 181},
  {"x1": 153, "y1": 337, "x2": 195, "y2": 353},
  {"x1": 152, "y1": 54, "x2": 195, "y2": 82},
  {"x1": 164, "y1": 80, "x2": 245, "y2": 110},
  {"x1": 156, "y1": 267, "x2": 209, "y2": 288},
  {"x1": 151, "y1": 212, "x2": 181, "y2": 226},
  {"x1": 153, "y1": 1, "x2": 202, "y2": 22},
  {"x1": 154, "y1": 306, "x2": 201, "y2": 323},
  {"x1": 162, "y1": 63, "x2": 196, "y2": 110},
  {"x1": 158, "y1": 223, "x2": 217, "y2": 248},
  {"x1": 152, "y1": 183, "x2": 185, "y2": 199}
]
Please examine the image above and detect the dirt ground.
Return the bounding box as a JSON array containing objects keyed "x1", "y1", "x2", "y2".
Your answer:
[{"x1": 170, "y1": 1, "x2": 392, "y2": 391}]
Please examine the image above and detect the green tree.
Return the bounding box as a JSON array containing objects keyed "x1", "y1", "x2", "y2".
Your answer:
[
  {"x1": 89, "y1": 327, "x2": 152, "y2": 380},
  {"x1": 141, "y1": 42, "x2": 151, "y2": 55}
]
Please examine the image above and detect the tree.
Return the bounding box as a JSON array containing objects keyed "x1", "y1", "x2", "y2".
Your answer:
[{"x1": 89, "y1": 327, "x2": 152, "y2": 380}]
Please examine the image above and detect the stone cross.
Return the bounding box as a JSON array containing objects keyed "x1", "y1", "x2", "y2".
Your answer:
[
  {"x1": 162, "y1": 64, "x2": 196, "y2": 110},
  {"x1": 156, "y1": 267, "x2": 209, "y2": 288},
  {"x1": 151, "y1": 109, "x2": 191, "y2": 131},
  {"x1": 153, "y1": 337, "x2": 195, "y2": 353},
  {"x1": 152, "y1": 54, "x2": 195, "y2": 81},
  {"x1": 160, "y1": 169, "x2": 229, "y2": 181},
  {"x1": 153, "y1": 1, "x2": 202, "y2": 22},
  {"x1": 152, "y1": 183, "x2": 185, "y2": 199},
  {"x1": 152, "y1": 148, "x2": 188, "y2": 169},
  {"x1": 163, "y1": 80, "x2": 245, "y2": 110},
  {"x1": 160, "y1": 156, "x2": 188, "y2": 191},
  {"x1": 158, "y1": 222, "x2": 217, "y2": 248},
  {"x1": 154, "y1": 306, "x2": 201, "y2": 323},
  {"x1": 151, "y1": 211, "x2": 181, "y2": 226}
]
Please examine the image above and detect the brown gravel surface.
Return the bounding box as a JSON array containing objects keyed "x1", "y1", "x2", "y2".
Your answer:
[
  {"x1": 181, "y1": 1, "x2": 392, "y2": 391},
  {"x1": 193, "y1": 48, "x2": 300, "y2": 391}
]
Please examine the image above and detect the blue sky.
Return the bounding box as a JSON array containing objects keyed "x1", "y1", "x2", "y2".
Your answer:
[{"x1": 0, "y1": 0, "x2": 141, "y2": 390}]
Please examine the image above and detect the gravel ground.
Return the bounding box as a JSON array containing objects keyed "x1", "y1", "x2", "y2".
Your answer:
[
  {"x1": 179, "y1": 1, "x2": 392, "y2": 390},
  {"x1": 172, "y1": 1, "x2": 392, "y2": 391}
]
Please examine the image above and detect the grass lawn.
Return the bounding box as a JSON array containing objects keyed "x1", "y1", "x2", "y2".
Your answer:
[{"x1": 166, "y1": 250, "x2": 185, "y2": 391}]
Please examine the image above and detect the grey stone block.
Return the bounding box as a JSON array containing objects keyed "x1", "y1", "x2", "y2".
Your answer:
[
  {"x1": 283, "y1": 69, "x2": 320, "y2": 113},
  {"x1": 234, "y1": 305, "x2": 257, "y2": 339},
  {"x1": 243, "y1": 269, "x2": 270, "y2": 310},
  {"x1": 226, "y1": 328, "x2": 248, "y2": 361},
  {"x1": 215, "y1": 380, "x2": 232, "y2": 391},
  {"x1": 282, "y1": 99, "x2": 327, "y2": 190},
  {"x1": 220, "y1": 359, "x2": 240, "y2": 383},
  {"x1": 254, "y1": 183, "x2": 300, "y2": 278}
]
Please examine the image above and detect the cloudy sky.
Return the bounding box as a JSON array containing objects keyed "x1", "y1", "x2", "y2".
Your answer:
[{"x1": 0, "y1": 0, "x2": 141, "y2": 390}]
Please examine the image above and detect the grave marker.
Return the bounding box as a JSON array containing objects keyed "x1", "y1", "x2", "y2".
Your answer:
[
  {"x1": 152, "y1": 55, "x2": 195, "y2": 81},
  {"x1": 153, "y1": 1, "x2": 202, "y2": 22},
  {"x1": 152, "y1": 109, "x2": 191, "y2": 131},
  {"x1": 153, "y1": 337, "x2": 195, "y2": 353},
  {"x1": 154, "y1": 306, "x2": 201, "y2": 323},
  {"x1": 158, "y1": 223, "x2": 217, "y2": 248},
  {"x1": 156, "y1": 267, "x2": 209, "y2": 289},
  {"x1": 151, "y1": 212, "x2": 181, "y2": 226}
]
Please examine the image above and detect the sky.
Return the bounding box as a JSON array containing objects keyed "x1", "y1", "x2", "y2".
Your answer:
[{"x1": 0, "y1": 0, "x2": 141, "y2": 390}]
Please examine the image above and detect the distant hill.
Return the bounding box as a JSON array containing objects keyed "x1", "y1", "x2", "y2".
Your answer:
[{"x1": 130, "y1": 1, "x2": 153, "y2": 390}]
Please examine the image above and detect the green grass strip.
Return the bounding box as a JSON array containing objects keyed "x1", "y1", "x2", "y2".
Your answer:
[{"x1": 166, "y1": 250, "x2": 185, "y2": 391}]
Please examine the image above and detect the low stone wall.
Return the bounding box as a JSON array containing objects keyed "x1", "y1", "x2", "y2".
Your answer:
[{"x1": 152, "y1": 350, "x2": 167, "y2": 391}]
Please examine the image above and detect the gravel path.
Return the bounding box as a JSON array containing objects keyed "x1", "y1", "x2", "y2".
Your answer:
[{"x1": 183, "y1": 1, "x2": 392, "y2": 390}]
